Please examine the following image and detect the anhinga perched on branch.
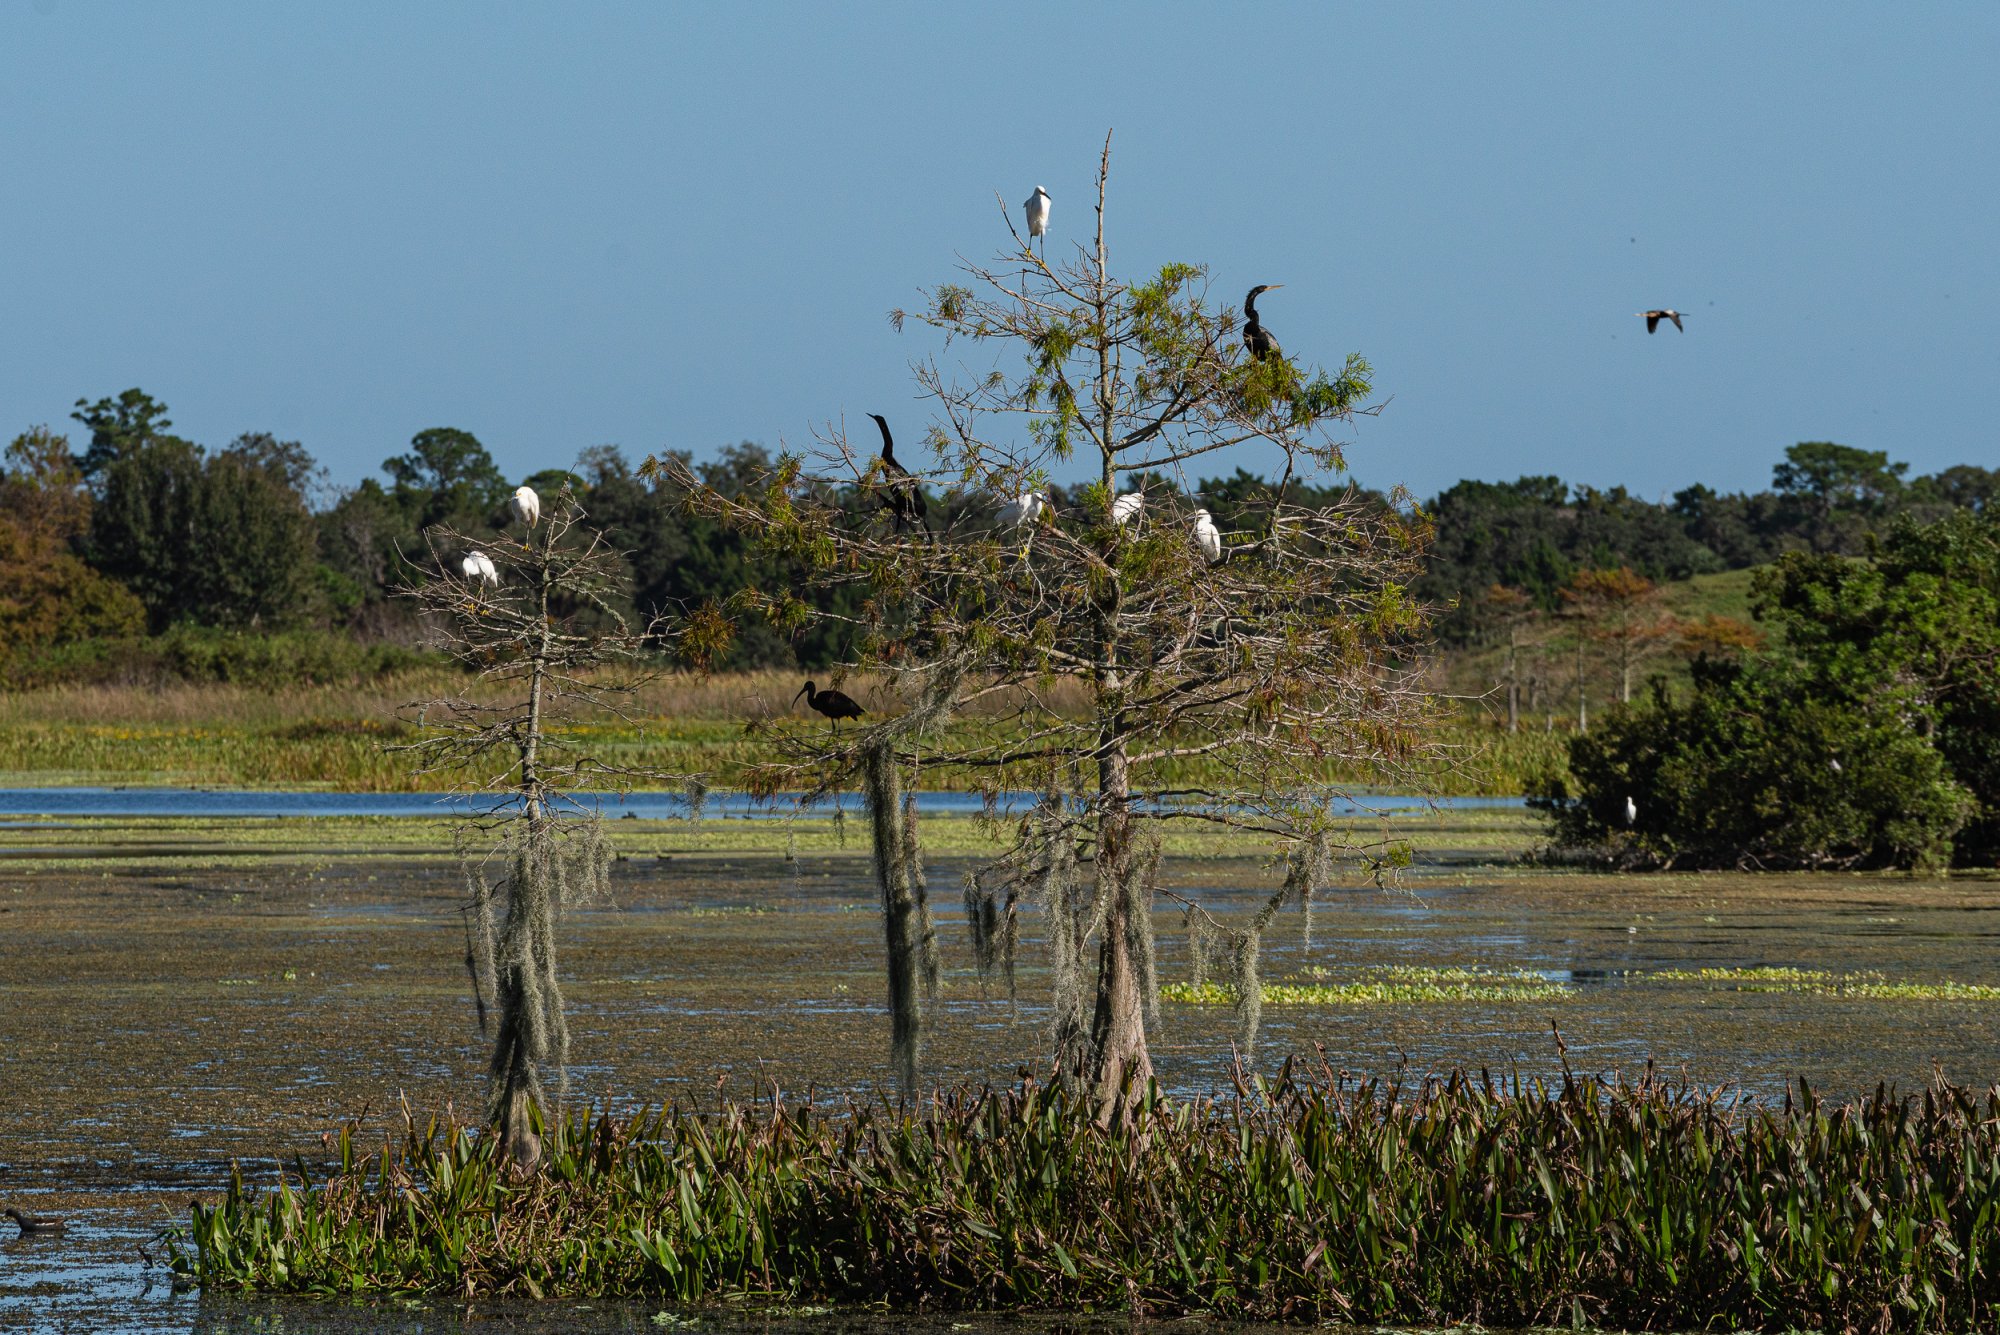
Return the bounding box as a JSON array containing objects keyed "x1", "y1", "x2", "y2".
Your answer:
[
  {"x1": 867, "y1": 413, "x2": 930, "y2": 534},
  {"x1": 1243, "y1": 284, "x2": 1283, "y2": 362}
]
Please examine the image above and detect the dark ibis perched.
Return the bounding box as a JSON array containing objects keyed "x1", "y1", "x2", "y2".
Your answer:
[
  {"x1": 1636, "y1": 309, "x2": 1684, "y2": 334},
  {"x1": 795, "y1": 680, "x2": 865, "y2": 729},
  {"x1": 5, "y1": 1208, "x2": 65, "y2": 1236},
  {"x1": 1243, "y1": 284, "x2": 1283, "y2": 361},
  {"x1": 867, "y1": 413, "x2": 929, "y2": 534}
]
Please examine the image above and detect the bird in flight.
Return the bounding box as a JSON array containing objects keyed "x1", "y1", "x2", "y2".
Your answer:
[{"x1": 1636, "y1": 309, "x2": 1684, "y2": 334}]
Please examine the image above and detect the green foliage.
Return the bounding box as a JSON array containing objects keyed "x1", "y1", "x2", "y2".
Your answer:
[
  {"x1": 173, "y1": 1072, "x2": 2000, "y2": 1330},
  {"x1": 1538, "y1": 510, "x2": 2000, "y2": 869},
  {"x1": 0, "y1": 627, "x2": 431, "y2": 691}
]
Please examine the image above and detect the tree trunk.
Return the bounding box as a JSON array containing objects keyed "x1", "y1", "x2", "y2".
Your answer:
[
  {"x1": 1506, "y1": 629, "x2": 1520, "y2": 733},
  {"x1": 1084, "y1": 753, "x2": 1151, "y2": 1122},
  {"x1": 865, "y1": 742, "x2": 924, "y2": 1097},
  {"x1": 1575, "y1": 640, "x2": 1588, "y2": 733}
]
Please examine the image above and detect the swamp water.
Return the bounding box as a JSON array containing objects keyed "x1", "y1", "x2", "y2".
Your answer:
[{"x1": 1, "y1": 801, "x2": 1997, "y2": 1331}]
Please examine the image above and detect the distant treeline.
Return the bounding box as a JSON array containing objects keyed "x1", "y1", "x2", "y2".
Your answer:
[
  {"x1": 1422, "y1": 442, "x2": 1996, "y2": 642},
  {"x1": 4, "y1": 387, "x2": 1992, "y2": 680}
]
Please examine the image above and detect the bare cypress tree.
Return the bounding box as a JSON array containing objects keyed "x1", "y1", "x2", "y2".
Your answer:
[
  {"x1": 397, "y1": 486, "x2": 668, "y2": 1170},
  {"x1": 659, "y1": 136, "x2": 1443, "y2": 1119}
]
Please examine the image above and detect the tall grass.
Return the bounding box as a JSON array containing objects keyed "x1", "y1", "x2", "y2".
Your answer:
[
  {"x1": 175, "y1": 1068, "x2": 2000, "y2": 1328},
  {"x1": 0, "y1": 672, "x2": 1563, "y2": 795}
]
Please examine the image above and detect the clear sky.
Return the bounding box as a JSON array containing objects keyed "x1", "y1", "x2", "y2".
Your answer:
[{"x1": 4, "y1": 2, "x2": 1995, "y2": 503}]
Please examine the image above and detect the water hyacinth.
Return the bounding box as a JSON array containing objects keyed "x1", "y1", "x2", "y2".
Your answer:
[{"x1": 174, "y1": 1065, "x2": 2000, "y2": 1330}]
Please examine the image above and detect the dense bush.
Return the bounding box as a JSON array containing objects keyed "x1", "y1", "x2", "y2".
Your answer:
[
  {"x1": 1537, "y1": 511, "x2": 2000, "y2": 869},
  {"x1": 174, "y1": 1070, "x2": 2000, "y2": 1330}
]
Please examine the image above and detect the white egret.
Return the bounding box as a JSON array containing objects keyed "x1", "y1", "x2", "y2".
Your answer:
[
  {"x1": 1191, "y1": 508, "x2": 1224, "y2": 564},
  {"x1": 1110, "y1": 490, "x2": 1144, "y2": 527},
  {"x1": 461, "y1": 551, "x2": 499, "y2": 587},
  {"x1": 1243, "y1": 284, "x2": 1283, "y2": 361},
  {"x1": 511, "y1": 484, "x2": 541, "y2": 527},
  {"x1": 1624, "y1": 795, "x2": 1638, "y2": 827},
  {"x1": 996, "y1": 490, "x2": 1049, "y2": 528},
  {"x1": 1636, "y1": 309, "x2": 1684, "y2": 334},
  {"x1": 1023, "y1": 186, "x2": 1051, "y2": 250}
]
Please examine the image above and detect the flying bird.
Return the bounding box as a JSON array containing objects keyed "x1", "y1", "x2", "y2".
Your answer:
[
  {"x1": 1110, "y1": 490, "x2": 1144, "y2": 527},
  {"x1": 795, "y1": 679, "x2": 865, "y2": 730},
  {"x1": 1191, "y1": 508, "x2": 1224, "y2": 564},
  {"x1": 1637, "y1": 309, "x2": 1684, "y2": 334},
  {"x1": 997, "y1": 490, "x2": 1050, "y2": 528},
  {"x1": 867, "y1": 413, "x2": 929, "y2": 534},
  {"x1": 510, "y1": 485, "x2": 541, "y2": 528},
  {"x1": 460, "y1": 551, "x2": 499, "y2": 587},
  {"x1": 1243, "y1": 285, "x2": 1283, "y2": 361},
  {"x1": 1023, "y1": 186, "x2": 1051, "y2": 250}
]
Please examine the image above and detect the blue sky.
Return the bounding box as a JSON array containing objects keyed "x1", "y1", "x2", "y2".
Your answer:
[{"x1": 3, "y1": 3, "x2": 1995, "y2": 502}]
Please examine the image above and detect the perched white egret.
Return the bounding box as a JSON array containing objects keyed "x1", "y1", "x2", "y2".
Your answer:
[
  {"x1": 1110, "y1": 490, "x2": 1144, "y2": 527},
  {"x1": 461, "y1": 551, "x2": 499, "y2": 587},
  {"x1": 1624, "y1": 795, "x2": 1638, "y2": 827},
  {"x1": 511, "y1": 485, "x2": 541, "y2": 527},
  {"x1": 1636, "y1": 309, "x2": 1684, "y2": 334},
  {"x1": 1023, "y1": 186, "x2": 1051, "y2": 249},
  {"x1": 1191, "y1": 508, "x2": 1224, "y2": 564},
  {"x1": 996, "y1": 490, "x2": 1049, "y2": 528}
]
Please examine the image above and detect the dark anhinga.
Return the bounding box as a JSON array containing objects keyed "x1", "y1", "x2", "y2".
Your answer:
[
  {"x1": 795, "y1": 679, "x2": 865, "y2": 729},
  {"x1": 1243, "y1": 284, "x2": 1284, "y2": 361},
  {"x1": 1636, "y1": 309, "x2": 1684, "y2": 334},
  {"x1": 867, "y1": 413, "x2": 929, "y2": 533},
  {"x1": 6, "y1": 1208, "x2": 65, "y2": 1236}
]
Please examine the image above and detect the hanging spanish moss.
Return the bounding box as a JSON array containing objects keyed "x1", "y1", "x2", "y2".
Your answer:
[
  {"x1": 463, "y1": 814, "x2": 613, "y2": 1171},
  {"x1": 903, "y1": 791, "x2": 941, "y2": 1003},
  {"x1": 1126, "y1": 830, "x2": 1163, "y2": 1029},
  {"x1": 962, "y1": 867, "x2": 1020, "y2": 1004}
]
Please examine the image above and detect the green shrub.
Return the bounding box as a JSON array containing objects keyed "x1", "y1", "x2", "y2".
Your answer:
[
  {"x1": 173, "y1": 1070, "x2": 2000, "y2": 1329},
  {"x1": 0, "y1": 628, "x2": 438, "y2": 690}
]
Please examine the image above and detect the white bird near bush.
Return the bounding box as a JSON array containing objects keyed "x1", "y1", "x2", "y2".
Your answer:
[
  {"x1": 1110, "y1": 491, "x2": 1144, "y2": 527},
  {"x1": 511, "y1": 485, "x2": 541, "y2": 527},
  {"x1": 1624, "y1": 795, "x2": 1638, "y2": 827},
  {"x1": 461, "y1": 550, "x2": 499, "y2": 587},
  {"x1": 1191, "y1": 509, "x2": 1223, "y2": 564},
  {"x1": 1023, "y1": 185, "x2": 1051, "y2": 248},
  {"x1": 997, "y1": 490, "x2": 1049, "y2": 528}
]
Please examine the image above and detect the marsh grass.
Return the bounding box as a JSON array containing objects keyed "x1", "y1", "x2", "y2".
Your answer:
[
  {"x1": 173, "y1": 1067, "x2": 2000, "y2": 1330},
  {"x1": 0, "y1": 674, "x2": 1559, "y2": 795}
]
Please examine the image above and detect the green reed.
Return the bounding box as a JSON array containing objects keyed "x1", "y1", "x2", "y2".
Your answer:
[{"x1": 171, "y1": 1066, "x2": 2000, "y2": 1329}]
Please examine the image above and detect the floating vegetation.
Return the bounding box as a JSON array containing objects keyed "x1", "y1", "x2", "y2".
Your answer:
[
  {"x1": 173, "y1": 1070, "x2": 2000, "y2": 1331},
  {"x1": 1648, "y1": 966, "x2": 2000, "y2": 999},
  {"x1": 1162, "y1": 964, "x2": 1573, "y2": 1006}
]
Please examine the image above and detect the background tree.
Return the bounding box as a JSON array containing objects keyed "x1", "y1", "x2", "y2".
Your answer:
[
  {"x1": 0, "y1": 428, "x2": 145, "y2": 654},
  {"x1": 396, "y1": 485, "x2": 670, "y2": 1170},
  {"x1": 663, "y1": 141, "x2": 1442, "y2": 1116},
  {"x1": 1560, "y1": 566, "x2": 1678, "y2": 704}
]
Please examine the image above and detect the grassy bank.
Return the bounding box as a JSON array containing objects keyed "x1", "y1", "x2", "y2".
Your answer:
[
  {"x1": 0, "y1": 673, "x2": 1570, "y2": 795},
  {"x1": 174, "y1": 1070, "x2": 2000, "y2": 1329}
]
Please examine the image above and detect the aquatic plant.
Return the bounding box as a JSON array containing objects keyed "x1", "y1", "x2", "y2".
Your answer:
[{"x1": 175, "y1": 1066, "x2": 2000, "y2": 1331}]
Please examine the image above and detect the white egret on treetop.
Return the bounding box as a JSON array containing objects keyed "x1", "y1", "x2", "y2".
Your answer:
[
  {"x1": 996, "y1": 490, "x2": 1050, "y2": 528},
  {"x1": 1191, "y1": 508, "x2": 1224, "y2": 564},
  {"x1": 1243, "y1": 284, "x2": 1283, "y2": 361},
  {"x1": 1023, "y1": 185, "x2": 1050, "y2": 250},
  {"x1": 461, "y1": 551, "x2": 499, "y2": 586},
  {"x1": 510, "y1": 485, "x2": 541, "y2": 527},
  {"x1": 1637, "y1": 309, "x2": 1684, "y2": 334},
  {"x1": 1110, "y1": 490, "x2": 1144, "y2": 527}
]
